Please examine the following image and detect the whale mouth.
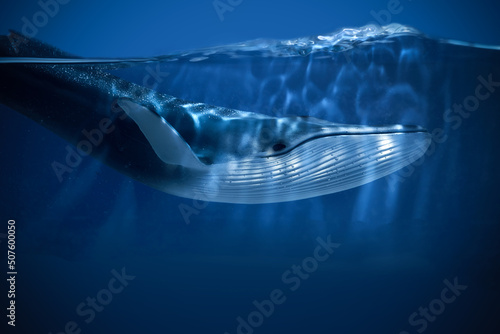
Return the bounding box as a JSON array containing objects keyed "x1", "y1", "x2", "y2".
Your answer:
[
  {"x1": 262, "y1": 123, "x2": 428, "y2": 158},
  {"x1": 186, "y1": 130, "x2": 431, "y2": 204}
]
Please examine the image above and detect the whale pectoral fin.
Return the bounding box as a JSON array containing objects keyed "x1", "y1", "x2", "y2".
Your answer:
[{"x1": 116, "y1": 99, "x2": 206, "y2": 169}]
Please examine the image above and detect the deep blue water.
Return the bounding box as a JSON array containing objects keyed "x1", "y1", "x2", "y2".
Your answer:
[{"x1": 1, "y1": 1, "x2": 500, "y2": 334}]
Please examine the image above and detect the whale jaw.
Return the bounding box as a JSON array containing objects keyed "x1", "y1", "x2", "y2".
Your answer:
[{"x1": 171, "y1": 131, "x2": 431, "y2": 204}]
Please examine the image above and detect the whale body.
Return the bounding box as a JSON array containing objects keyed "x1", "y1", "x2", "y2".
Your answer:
[{"x1": 0, "y1": 32, "x2": 431, "y2": 204}]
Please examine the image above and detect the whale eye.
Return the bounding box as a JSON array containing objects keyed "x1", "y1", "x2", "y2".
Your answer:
[{"x1": 272, "y1": 143, "x2": 287, "y2": 152}]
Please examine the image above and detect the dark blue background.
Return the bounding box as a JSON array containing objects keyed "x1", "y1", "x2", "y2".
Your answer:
[{"x1": 1, "y1": 1, "x2": 499, "y2": 334}]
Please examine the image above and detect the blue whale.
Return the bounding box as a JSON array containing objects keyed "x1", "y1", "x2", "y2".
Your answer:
[{"x1": 0, "y1": 32, "x2": 430, "y2": 204}]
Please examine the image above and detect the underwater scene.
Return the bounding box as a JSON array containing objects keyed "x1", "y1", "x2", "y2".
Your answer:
[{"x1": 0, "y1": 1, "x2": 499, "y2": 334}]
